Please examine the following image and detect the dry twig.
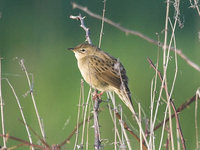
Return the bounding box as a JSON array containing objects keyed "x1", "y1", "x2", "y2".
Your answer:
[
  {"x1": 0, "y1": 134, "x2": 43, "y2": 149},
  {"x1": 153, "y1": 94, "x2": 199, "y2": 131},
  {"x1": 0, "y1": 58, "x2": 6, "y2": 148},
  {"x1": 19, "y1": 59, "x2": 46, "y2": 141},
  {"x1": 190, "y1": 0, "x2": 200, "y2": 16},
  {"x1": 70, "y1": 14, "x2": 92, "y2": 44},
  {"x1": 147, "y1": 57, "x2": 186, "y2": 150},
  {"x1": 98, "y1": 0, "x2": 106, "y2": 48},
  {"x1": 4, "y1": 78, "x2": 34, "y2": 150}
]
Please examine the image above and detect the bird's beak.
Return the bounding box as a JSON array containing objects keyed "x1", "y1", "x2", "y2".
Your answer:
[{"x1": 68, "y1": 48, "x2": 74, "y2": 51}]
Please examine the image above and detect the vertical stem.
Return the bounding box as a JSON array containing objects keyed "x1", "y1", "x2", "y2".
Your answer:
[
  {"x1": 98, "y1": 0, "x2": 106, "y2": 48},
  {"x1": 81, "y1": 88, "x2": 91, "y2": 149},
  {"x1": 20, "y1": 60, "x2": 46, "y2": 141},
  {"x1": 0, "y1": 58, "x2": 6, "y2": 148},
  {"x1": 93, "y1": 91, "x2": 101, "y2": 150},
  {"x1": 195, "y1": 89, "x2": 199, "y2": 150},
  {"x1": 6, "y1": 79, "x2": 34, "y2": 150},
  {"x1": 139, "y1": 103, "x2": 142, "y2": 150},
  {"x1": 73, "y1": 79, "x2": 84, "y2": 150},
  {"x1": 163, "y1": 1, "x2": 175, "y2": 150}
]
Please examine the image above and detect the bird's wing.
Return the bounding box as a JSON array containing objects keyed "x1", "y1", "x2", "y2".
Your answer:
[
  {"x1": 89, "y1": 55, "x2": 134, "y2": 109},
  {"x1": 89, "y1": 55, "x2": 122, "y2": 89}
]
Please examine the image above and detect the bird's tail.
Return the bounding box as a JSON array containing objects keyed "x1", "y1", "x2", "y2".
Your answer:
[{"x1": 115, "y1": 88, "x2": 135, "y2": 113}]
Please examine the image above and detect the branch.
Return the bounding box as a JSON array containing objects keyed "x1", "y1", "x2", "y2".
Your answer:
[
  {"x1": 0, "y1": 134, "x2": 44, "y2": 149},
  {"x1": 191, "y1": 0, "x2": 200, "y2": 16},
  {"x1": 93, "y1": 94, "x2": 101, "y2": 150},
  {"x1": 19, "y1": 59, "x2": 46, "y2": 141},
  {"x1": 147, "y1": 57, "x2": 186, "y2": 150},
  {"x1": 70, "y1": 14, "x2": 92, "y2": 44},
  {"x1": 71, "y1": 2, "x2": 200, "y2": 72},
  {"x1": 4, "y1": 78, "x2": 34, "y2": 150},
  {"x1": 59, "y1": 114, "x2": 94, "y2": 148},
  {"x1": 153, "y1": 94, "x2": 199, "y2": 131},
  {"x1": 115, "y1": 110, "x2": 148, "y2": 150},
  {"x1": 0, "y1": 58, "x2": 6, "y2": 148},
  {"x1": 98, "y1": 0, "x2": 106, "y2": 48}
]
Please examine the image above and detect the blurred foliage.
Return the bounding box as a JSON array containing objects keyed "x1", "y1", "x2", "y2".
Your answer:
[{"x1": 0, "y1": 0, "x2": 200, "y2": 149}]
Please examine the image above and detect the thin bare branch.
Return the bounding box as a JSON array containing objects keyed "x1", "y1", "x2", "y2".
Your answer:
[
  {"x1": 71, "y1": 2, "x2": 200, "y2": 72},
  {"x1": 74, "y1": 79, "x2": 84, "y2": 150},
  {"x1": 18, "y1": 120, "x2": 50, "y2": 149},
  {"x1": 153, "y1": 94, "x2": 199, "y2": 131},
  {"x1": 138, "y1": 104, "x2": 142, "y2": 150},
  {"x1": 0, "y1": 58, "x2": 6, "y2": 148},
  {"x1": 107, "y1": 101, "x2": 121, "y2": 149},
  {"x1": 192, "y1": 0, "x2": 200, "y2": 16},
  {"x1": 195, "y1": 88, "x2": 200, "y2": 149},
  {"x1": 114, "y1": 109, "x2": 148, "y2": 150},
  {"x1": 19, "y1": 59, "x2": 46, "y2": 141},
  {"x1": 98, "y1": 0, "x2": 106, "y2": 48},
  {"x1": 0, "y1": 134, "x2": 44, "y2": 149},
  {"x1": 59, "y1": 114, "x2": 94, "y2": 148},
  {"x1": 70, "y1": 14, "x2": 92, "y2": 44},
  {"x1": 118, "y1": 106, "x2": 132, "y2": 150},
  {"x1": 93, "y1": 93, "x2": 101, "y2": 150},
  {"x1": 81, "y1": 88, "x2": 92, "y2": 149},
  {"x1": 4, "y1": 78, "x2": 34, "y2": 150},
  {"x1": 170, "y1": 100, "x2": 186, "y2": 150},
  {"x1": 147, "y1": 57, "x2": 186, "y2": 150}
]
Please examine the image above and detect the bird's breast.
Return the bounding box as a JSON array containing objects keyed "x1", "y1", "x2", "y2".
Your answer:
[{"x1": 77, "y1": 59, "x2": 110, "y2": 91}]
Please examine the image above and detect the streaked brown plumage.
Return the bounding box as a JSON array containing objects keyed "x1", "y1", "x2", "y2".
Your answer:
[{"x1": 69, "y1": 43, "x2": 134, "y2": 112}]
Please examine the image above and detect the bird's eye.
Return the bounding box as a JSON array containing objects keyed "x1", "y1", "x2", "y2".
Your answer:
[{"x1": 80, "y1": 49, "x2": 86, "y2": 53}]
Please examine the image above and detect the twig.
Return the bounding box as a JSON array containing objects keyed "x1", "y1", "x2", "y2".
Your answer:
[
  {"x1": 4, "y1": 78, "x2": 34, "y2": 150},
  {"x1": 165, "y1": 127, "x2": 170, "y2": 150},
  {"x1": 195, "y1": 88, "x2": 200, "y2": 149},
  {"x1": 86, "y1": 100, "x2": 92, "y2": 150},
  {"x1": 93, "y1": 93, "x2": 101, "y2": 150},
  {"x1": 169, "y1": 13, "x2": 181, "y2": 149},
  {"x1": 114, "y1": 109, "x2": 148, "y2": 150},
  {"x1": 58, "y1": 114, "x2": 94, "y2": 148},
  {"x1": 98, "y1": 0, "x2": 106, "y2": 48},
  {"x1": 0, "y1": 134, "x2": 44, "y2": 149},
  {"x1": 19, "y1": 59, "x2": 46, "y2": 141},
  {"x1": 71, "y1": 2, "x2": 200, "y2": 72},
  {"x1": 147, "y1": 57, "x2": 186, "y2": 150},
  {"x1": 118, "y1": 106, "x2": 132, "y2": 150},
  {"x1": 0, "y1": 58, "x2": 6, "y2": 148},
  {"x1": 162, "y1": 1, "x2": 175, "y2": 149},
  {"x1": 107, "y1": 101, "x2": 121, "y2": 150},
  {"x1": 81, "y1": 88, "x2": 91, "y2": 149},
  {"x1": 73, "y1": 79, "x2": 84, "y2": 150},
  {"x1": 149, "y1": 36, "x2": 160, "y2": 149},
  {"x1": 70, "y1": 14, "x2": 92, "y2": 44},
  {"x1": 193, "y1": 0, "x2": 200, "y2": 16},
  {"x1": 170, "y1": 100, "x2": 186, "y2": 150},
  {"x1": 18, "y1": 120, "x2": 50, "y2": 149},
  {"x1": 138, "y1": 104, "x2": 142, "y2": 150},
  {"x1": 153, "y1": 94, "x2": 199, "y2": 131}
]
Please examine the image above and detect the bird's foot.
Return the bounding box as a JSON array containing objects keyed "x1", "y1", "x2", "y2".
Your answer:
[{"x1": 92, "y1": 91, "x2": 104, "y2": 100}]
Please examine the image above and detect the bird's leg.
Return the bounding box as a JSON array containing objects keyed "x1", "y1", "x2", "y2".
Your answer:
[{"x1": 92, "y1": 90, "x2": 104, "y2": 100}]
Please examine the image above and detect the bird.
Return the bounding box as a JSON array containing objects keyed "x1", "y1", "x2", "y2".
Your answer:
[{"x1": 68, "y1": 43, "x2": 134, "y2": 112}]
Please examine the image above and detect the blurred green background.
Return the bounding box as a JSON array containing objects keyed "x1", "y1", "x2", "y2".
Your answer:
[{"x1": 0, "y1": 0, "x2": 200, "y2": 149}]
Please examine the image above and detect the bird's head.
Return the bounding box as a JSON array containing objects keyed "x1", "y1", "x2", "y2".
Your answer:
[{"x1": 68, "y1": 43, "x2": 98, "y2": 60}]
